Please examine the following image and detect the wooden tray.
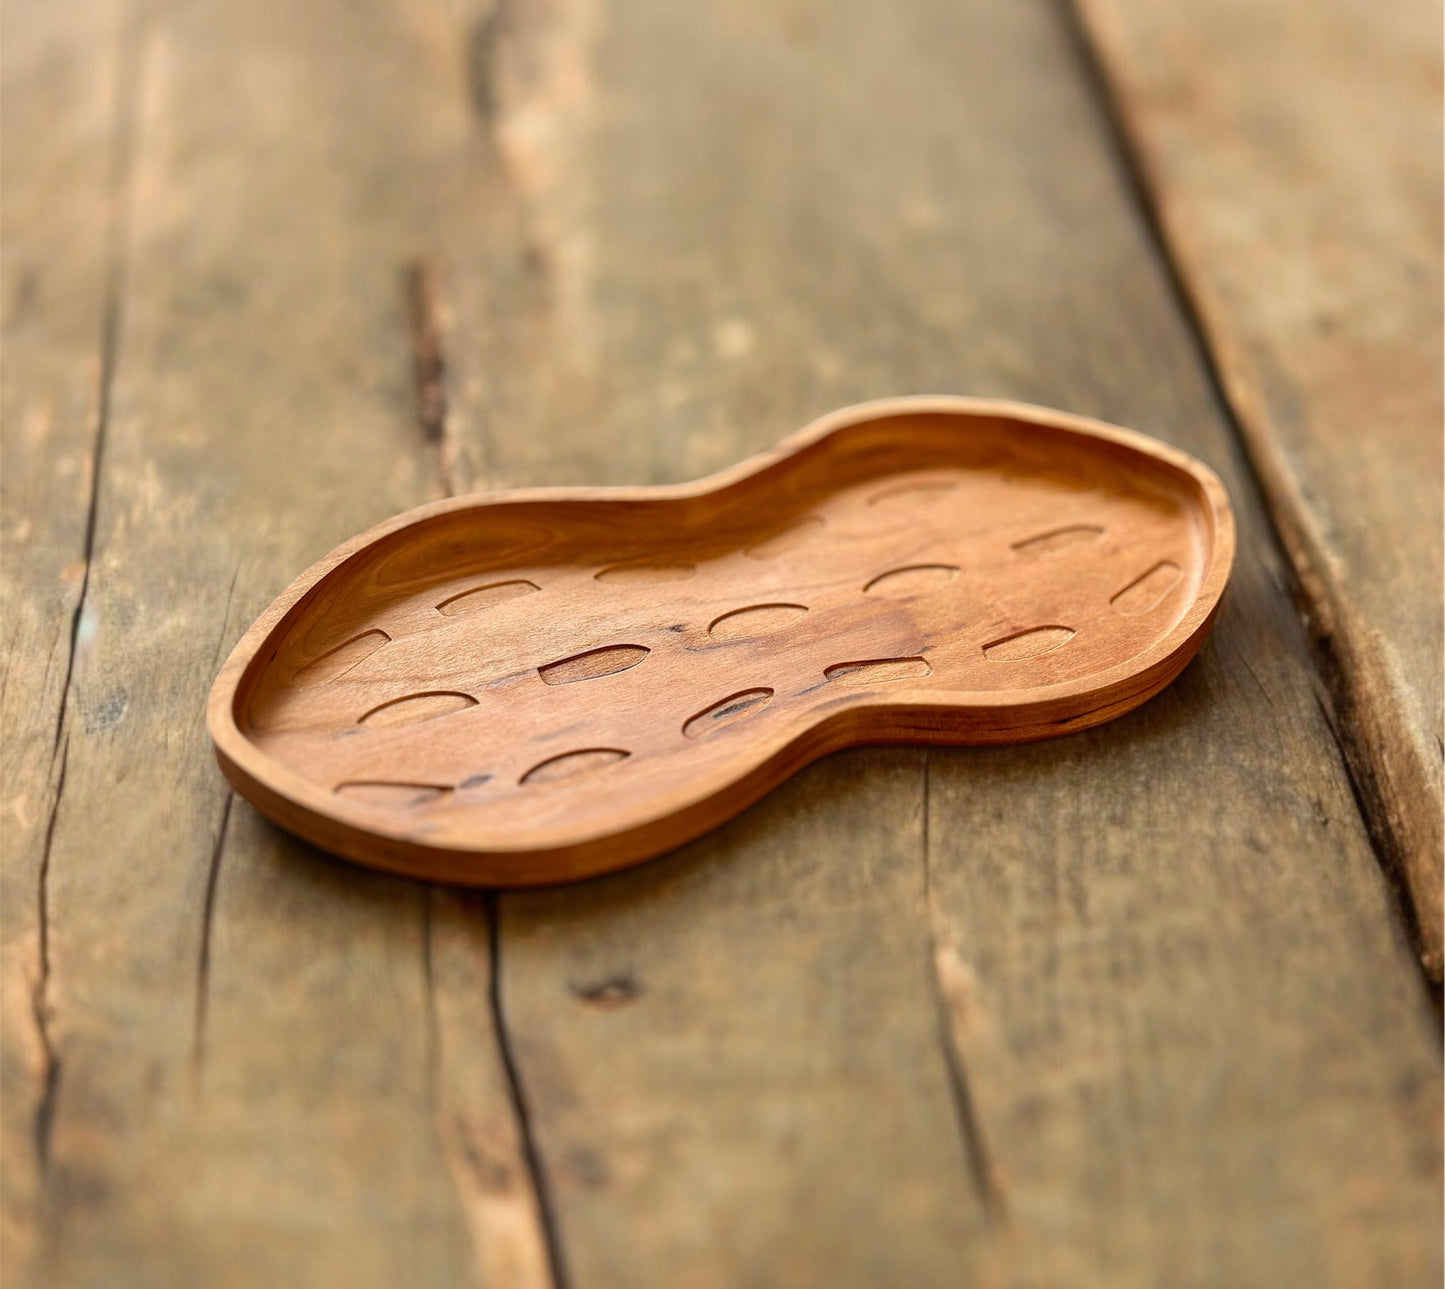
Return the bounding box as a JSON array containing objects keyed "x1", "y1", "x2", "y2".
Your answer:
[{"x1": 209, "y1": 397, "x2": 1235, "y2": 884}]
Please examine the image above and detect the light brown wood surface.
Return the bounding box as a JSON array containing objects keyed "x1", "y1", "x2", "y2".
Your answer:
[
  {"x1": 1075, "y1": 0, "x2": 1444, "y2": 978},
  {"x1": 2, "y1": 1, "x2": 1439, "y2": 1287},
  {"x1": 4, "y1": 1, "x2": 546, "y2": 1285},
  {"x1": 212, "y1": 399, "x2": 1234, "y2": 883},
  {"x1": 1, "y1": 0, "x2": 124, "y2": 1269}
]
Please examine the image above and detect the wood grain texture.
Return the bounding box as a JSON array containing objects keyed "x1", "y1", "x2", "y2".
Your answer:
[
  {"x1": 211, "y1": 398, "x2": 1234, "y2": 883},
  {"x1": 1, "y1": 1, "x2": 545, "y2": 1285},
  {"x1": 459, "y1": 0, "x2": 1440, "y2": 1284},
  {"x1": 1, "y1": 0, "x2": 1439, "y2": 1286},
  {"x1": 0, "y1": 2, "x2": 125, "y2": 1281},
  {"x1": 1074, "y1": 0, "x2": 1444, "y2": 977}
]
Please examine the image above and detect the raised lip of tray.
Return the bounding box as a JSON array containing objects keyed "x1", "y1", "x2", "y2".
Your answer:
[{"x1": 207, "y1": 395, "x2": 1236, "y2": 883}]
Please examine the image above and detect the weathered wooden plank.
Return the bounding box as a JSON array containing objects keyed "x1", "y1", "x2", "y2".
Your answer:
[
  {"x1": 3, "y1": 1, "x2": 547, "y2": 1284},
  {"x1": 438, "y1": 0, "x2": 1441, "y2": 1284},
  {"x1": 4, "y1": 0, "x2": 1439, "y2": 1285},
  {"x1": 0, "y1": 3, "x2": 123, "y2": 1283},
  {"x1": 1074, "y1": 0, "x2": 1444, "y2": 977}
]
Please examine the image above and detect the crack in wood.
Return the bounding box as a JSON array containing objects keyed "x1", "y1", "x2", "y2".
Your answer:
[
  {"x1": 209, "y1": 561, "x2": 243, "y2": 674},
  {"x1": 1223, "y1": 633, "x2": 1284, "y2": 728},
  {"x1": 920, "y1": 752, "x2": 1010, "y2": 1226},
  {"x1": 191, "y1": 791, "x2": 234, "y2": 1093},
  {"x1": 1311, "y1": 688, "x2": 1440, "y2": 1008},
  {"x1": 28, "y1": 0, "x2": 147, "y2": 1182},
  {"x1": 32, "y1": 735, "x2": 69, "y2": 1173},
  {"x1": 404, "y1": 257, "x2": 457, "y2": 498},
  {"x1": 487, "y1": 893, "x2": 569, "y2": 1289},
  {"x1": 49, "y1": 0, "x2": 143, "y2": 758}
]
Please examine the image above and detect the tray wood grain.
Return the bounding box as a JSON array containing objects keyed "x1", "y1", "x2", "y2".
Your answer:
[{"x1": 208, "y1": 397, "x2": 1234, "y2": 883}]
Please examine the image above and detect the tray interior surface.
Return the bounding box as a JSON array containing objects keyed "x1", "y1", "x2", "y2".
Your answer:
[{"x1": 230, "y1": 410, "x2": 1217, "y2": 858}]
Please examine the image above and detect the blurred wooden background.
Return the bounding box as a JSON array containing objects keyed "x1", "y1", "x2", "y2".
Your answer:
[{"x1": 3, "y1": 0, "x2": 1440, "y2": 1285}]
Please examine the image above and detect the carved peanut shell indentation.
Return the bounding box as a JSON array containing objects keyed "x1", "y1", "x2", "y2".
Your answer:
[
  {"x1": 983, "y1": 627, "x2": 1075, "y2": 661},
  {"x1": 1111, "y1": 561, "x2": 1183, "y2": 615},
  {"x1": 215, "y1": 397, "x2": 1233, "y2": 887},
  {"x1": 359, "y1": 691, "x2": 477, "y2": 728},
  {"x1": 596, "y1": 562, "x2": 696, "y2": 584},
  {"x1": 863, "y1": 565, "x2": 958, "y2": 598},
  {"x1": 868, "y1": 479, "x2": 957, "y2": 507},
  {"x1": 539, "y1": 645, "x2": 650, "y2": 685},
  {"x1": 336, "y1": 781, "x2": 451, "y2": 808},
  {"x1": 708, "y1": 604, "x2": 808, "y2": 641},
  {"x1": 683, "y1": 688, "x2": 774, "y2": 739},
  {"x1": 825, "y1": 657, "x2": 932, "y2": 685},
  {"x1": 1011, "y1": 524, "x2": 1105, "y2": 556},
  {"x1": 522, "y1": 748, "x2": 630, "y2": 786},
  {"x1": 292, "y1": 630, "x2": 390, "y2": 686},
  {"x1": 437, "y1": 579, "x2": 539, "y2": 616}
]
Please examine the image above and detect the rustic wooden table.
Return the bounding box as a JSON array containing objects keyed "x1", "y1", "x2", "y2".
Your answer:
[{"x1": 3, "y1": 1, "x2": 1440, "y2": 1286}]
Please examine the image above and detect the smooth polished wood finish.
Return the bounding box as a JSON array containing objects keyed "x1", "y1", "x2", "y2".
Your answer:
[{"x1": 209, "y1": 398, "x2": 1233, "y2": 884}]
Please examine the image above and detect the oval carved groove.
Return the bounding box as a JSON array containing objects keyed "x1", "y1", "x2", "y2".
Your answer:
[
  {"x1": 825, "y1": 657, "x2": 933, "y2": 685},
  {"x1": 1111, "y1": 561, "x2": 1183, "y2": 615},
  {"x1": 683, "y1": 688, "x2": 774, "y2": 739},
  {"x1": 983, "y1": 626, "x2": 1076, "y2": 661},
  {"x1": 595, "y1": 563, "x2": 696, "y2": 584},
  {"x1": 708, "y1": 604, "x2": 809, "y2": 641},
  {"x1": 863, "y1": 565, "x2": 958, "y2": 598},
  {"x1": 868, "y1": 478, "x2": 957, "y2": 507},
  {"x1": 292, "y1": 630, "x2": 390, "y2": 687},
  {"x1": 335, "y1": 781, "x2": 451, "y2": 809},
  {"x1": 1011, "y1": 524, "x2": 1105, "y2": 556},
  {"x1": 539, "y1": 644, "x2": 650, "y2": 686},
  {"x1": 358, "y1": 691, "x2": 478, "y2": 728},
  {"x1": 437, "y1": 579, "x2": 539, "y2": 616},
  {"x1": 522, "y1": 748, "x2": 630, "y2": 786}
]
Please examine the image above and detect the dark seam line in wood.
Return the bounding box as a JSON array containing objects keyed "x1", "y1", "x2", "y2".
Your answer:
[
  {"x1": 31, "y1": 2, "x2": 146, "y2": 1178},
  {"x1": 1307, "y1": 627, "x2": 1441, "y2": 996},
  {"x1": 466, "y1": 0, "x2": 511, "y2": 125},
  {"x1": 461, "y1": 0, "x2": 551, "y2": 363},
  {"x1": 51, "y1": 323, "x2": 109, "y2": 759},
  {"x1": 33, "y1": 734, "x2": 70, "y2": 1173},
  {"x1": 1222, "y1": 633, "x2": 1284, "y2": 727},
  {"x1": 1310, "y1": 690, "x2": 1441, "y2": 1011},
  {"x1": 1055, "y1": 0, "x2": 1436, "y2": 991},
  {"x1": 920, "y1": 751, "x2": 1009, "y2": 1226},
  {"x1": 191, "y1": 790, "x2": 234, "y2": 1091},
  {"x1": 486, "y1": 893, "x2": 570, "y2": 1289},
  {"x1": 51, "y1": 2, "x2": 142, "y2": 762},
  {"x1": 209, "y1": 560, "x2": 242, "y2": 673},
  {"x1": 404, "y1": 257, "x2": 455, "y2": 497}
]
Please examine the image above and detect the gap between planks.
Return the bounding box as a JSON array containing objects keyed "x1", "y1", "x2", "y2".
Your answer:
[{"x1": 1055, "y1": 0, "x2": 1440, "y2": 996}]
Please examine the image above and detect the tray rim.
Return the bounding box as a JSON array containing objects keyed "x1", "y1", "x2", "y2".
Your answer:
[{"x1": 207, "y1": 395, "x2": 1236, "y2": 883}]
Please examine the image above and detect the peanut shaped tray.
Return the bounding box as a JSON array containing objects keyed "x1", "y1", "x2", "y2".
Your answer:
[{"x1": 209, "y1": 397, "x2": 1234, "y2": 884}]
